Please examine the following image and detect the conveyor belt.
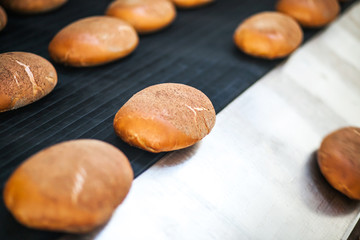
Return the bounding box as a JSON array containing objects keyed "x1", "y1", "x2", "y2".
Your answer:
[{"x1": 0, "y1": 0, "x2": 357, "y2": 239}]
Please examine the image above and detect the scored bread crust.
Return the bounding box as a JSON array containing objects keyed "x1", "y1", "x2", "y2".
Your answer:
[
  {"x1": 0, "y1": 0, "x2": 67, "y2": 14},
  {"x1": 3, "y1": 139, "x2": 134, "y2": 233},
  {"x1": 233, "y1": 12, "x2": 303, "y2": 59},
  {"x1": 0, "y1": 52, "x2": 57, "y2": 112},
  {"x1": 48, "y1": 16, "x2": 139, "y2": 67},
  {"x1": 276, "y1": 0, "x2": 340, "y2": 27},
  {"x1": 113, "y1": 83, "x2": 216, "y2": 153},
  {"x1": 317, "y1": 127, "x2": 360, "y2": 200},
  {"x1": 106, "y1": 0, "x2": 177, "y2": 34}
]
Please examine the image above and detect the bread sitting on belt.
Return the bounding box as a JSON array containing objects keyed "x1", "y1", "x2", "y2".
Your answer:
[
  {"x1": 113, "y1": 83, "x2": 216, "y2": 153},
  {"x1": 171, "y1": 0, "x2": 213, "y2": 8},
  {"x1": 106, "y1": 0, "x2": 177, "y2": 34},
  {"x1": 233, "y1": 12, "x2": 303, "y2": 59},
  {"x1": 0, "y1": 6, "x2": 7, "y2": 31},
  {"x1": 0, "y1": 0, "x2": 68, "y2": 14},
  {"x1": 3, "y1": 139, "x2": 133, "y2": 233},
  {"x1": 276, "y1": 0, "x2": 340, "y2": 27},
  {"x1": 318, "y1": 127, "x2": 360, "y2": 200},
  {"x1": 0, "y1": 52, "x2": 57, "y2": 112},
  {"x1": 48, "y1": 16, "x2": 139, "y2": 67}
]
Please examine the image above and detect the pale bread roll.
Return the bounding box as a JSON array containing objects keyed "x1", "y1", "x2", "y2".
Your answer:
[
  {"x1": 113, "y1": 83, "x2": 216, "y2": 153},
  {"x1": 3, "y1": 139, "x2": 134, "y2": 233},
  {"x1": 276, "y1": 0, "x2": 340, "y2": 27},
  {"x1": 318, "y1": 127, "x2": 360, "y2": 200},
  {"x1": 233, "y1": 12, "x2": 303, "y2": 59},
  {"x1": 0, "y1": 0, "x2": 67, "y2": 14},
  {"x1": 171, "y1": 0, "x2": 213, "y2": 8},
  {"x1": 0, "y1": 5, "x2": 7, "y2": 31},
  {"x1": 48, "y1": 16, "x2": 139, "y2": 67},
  {"x1": 106, "y1": 0, "x2": 176, "y2": 34}
]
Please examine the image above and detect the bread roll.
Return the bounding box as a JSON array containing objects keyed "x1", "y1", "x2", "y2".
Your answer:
[
  {"x1": 171, "y1": 0, "x2": 213, "y2": 8},
  {"x1": 276, "y1": 0, "x2": 340, "y2": 27},
  {"x1": 3, "y1": 139, "x2": 133, "y2": 233},
  {"x1": 318, "y1": 127, "x2": 360, "y2": 200},
  {"x1": 233, "y1": 12, "x2": 303, "y2": 59},
  {"x1": 48, "y1": 16, "x2": 139, "y2": 67},
  {"x1": 106, "y1": 0, "x2": 176, "y2": 34},
  {"x1": 113, "y1": 83, "x2": 216, "y2": 153},
  {"x1": 0, "y1": 52, "x2": 57, "y2": 112},
  {"x1": 0, "y1": 0, "x2": 67, "y2": 14},
  {"x1": 0, "y1": 6, "x2": 7, "y2": 31}
]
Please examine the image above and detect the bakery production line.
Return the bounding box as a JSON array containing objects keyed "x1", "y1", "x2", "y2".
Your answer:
[
  {"x1": 71, "y1": 2, "x2": 360, "y2": 240},
  {"x1": 0, "y1": 0, "x2": 360, "y2": 239}
]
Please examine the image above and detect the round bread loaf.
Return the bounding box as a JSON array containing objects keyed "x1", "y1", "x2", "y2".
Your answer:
[
  {"x1": 0, "y1": 0, "x2": 67, "y2": 14},
  {"x1": 3, "y1": 139, "x2": 134, "y2": 233},
  {"x1": 106, "y1": 0, "x2": 176, "y2": 34},
  {"x1": 48, "y1": 16, "x2": 139, "y2": 67},
  {"x1": 0, "y1": 52, "x2": 57, "y2": 112},
  {"x1": 171, "y1": 0, "x2": 213, "y2": 8},
  {"x1": 233, "y1": 12, "x2": 303, "y2": 59},
  {"x1": 113, "y1": 83, "x2": 216, "y2": 153},
  {"x1": 276, "y1": 0, "x2": 340, "y2": 27},
  {"x1": 317, "y1": 127, "x2": 360, "y2": 200},
  {"x1": 0, "y1": 6, "x2": 7, "y2": 31}
]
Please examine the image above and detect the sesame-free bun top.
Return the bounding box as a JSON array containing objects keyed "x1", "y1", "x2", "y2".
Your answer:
[
  {"x1": 106, "y1": 0, "x2": 176, "y2": 34},
  {"x1": 0, "y1": 52, "x2": 57, "y2": 112},
  {"x1": 0, "y1": 0, "x2": 67, "y2": 14},
  {"x1": 317, "y1": 127, "x2": 360, "y2": 200},
  {"x1": 3, "y1": 139, "x2": 133, "y2": 233},
  {"x1": 113, "y1": 83, "x2": 216, "y2": 153},
  {"x1": 171, "y1": 0, "x2": 213, "y2": 8},
  {"x1": 48, "y1": 16, "x2": 139, "y2": 67},
  {"x1": 233, "y1": 12, "x2": 303, "y2": 59},
  {"x1": 276, "y1": 0, "x2": 340, "y2": 27}
]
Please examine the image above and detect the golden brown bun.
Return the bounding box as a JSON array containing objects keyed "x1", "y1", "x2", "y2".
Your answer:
[
  {"x1": 0, "y1": 52, "x2": 57, "y2": 112},
  {"x1": 113, "y1": 83, "x2": 216, "y2": 153},
  {"x1": 317, "y1": 127, "x2": 360, "y2": 200},
  {"x1": 48, "y1": 16, "x2": 139, "y2": 67},
  {"x1": 0, "y1": 6, "x2": 7, "y2": 31},
  {"x1": 0, "y1": 0, "x2": 67, "y2": 14},
  {"x1": 276, "y1": 0, "x2": 340, "y2": 27},
  {"x1": 106, "y1": 0, "x2": 176, "y2": 34},
  {"x1": 233, "y1": 12, "x2": 303, "y2": 59},
  {"x1": 3, "y1": 139, "x2": 133, "y2": 233},
  {"x1": 171, "y1": 0, "x2": 213, "y2": 8}
]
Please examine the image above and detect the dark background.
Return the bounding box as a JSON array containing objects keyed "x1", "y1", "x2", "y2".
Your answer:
[{"x1": 0, "y1": 0, "x2": 357, "y2": 239}]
